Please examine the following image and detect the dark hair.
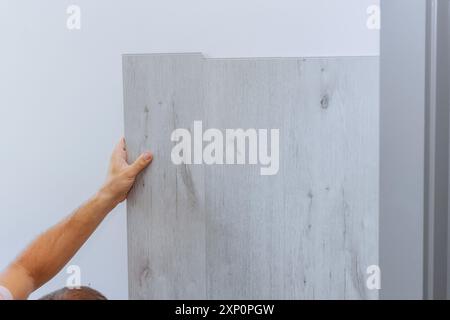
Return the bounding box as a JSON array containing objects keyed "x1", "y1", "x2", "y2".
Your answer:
[{"x1": 38, "y1": 286, "x2": 107, "y2": 300}]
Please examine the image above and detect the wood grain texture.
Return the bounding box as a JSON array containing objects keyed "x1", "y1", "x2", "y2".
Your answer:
[{"x1": 123, "y1": 53, "x2": 379, "y2": 299}]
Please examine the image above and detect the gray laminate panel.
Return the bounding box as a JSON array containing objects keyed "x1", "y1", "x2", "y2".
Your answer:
[{"x1": 123, "y1": 53, "x2": 378, "y2": 299}]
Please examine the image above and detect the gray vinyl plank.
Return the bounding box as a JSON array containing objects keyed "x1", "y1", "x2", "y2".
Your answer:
[{"x1": 123, "y1": 53, "x2": 379, "y2": 299}]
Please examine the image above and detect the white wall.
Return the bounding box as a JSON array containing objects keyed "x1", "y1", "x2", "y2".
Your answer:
[{"x1": 0, "y1": 0, "x2": 379, "y2": 300}]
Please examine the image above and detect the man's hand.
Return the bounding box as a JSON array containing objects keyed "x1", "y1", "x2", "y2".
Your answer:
[
  {"x1": 100, "y1": 137, "x2": 153, "y2": 206},
  {"x1": 0, "y1": 137, "x2": 153, "y2": 299}
]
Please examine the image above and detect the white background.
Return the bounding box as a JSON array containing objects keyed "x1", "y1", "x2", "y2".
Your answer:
[{"x1": 0, "y1": 0, "x2": 379, "y2": 299}]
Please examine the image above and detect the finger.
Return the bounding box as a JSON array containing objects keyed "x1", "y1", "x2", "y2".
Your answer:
[
  {"x1": 127, "y1": 152, "x2": 153, "y2": 177},
  {"x1": 112, "y1": 137, "x2": 127, "y2": 161}
]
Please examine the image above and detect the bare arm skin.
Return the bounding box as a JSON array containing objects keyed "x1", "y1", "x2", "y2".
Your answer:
[{"x1": 0, "y1": 138, "x2": 152, "y2": 299}]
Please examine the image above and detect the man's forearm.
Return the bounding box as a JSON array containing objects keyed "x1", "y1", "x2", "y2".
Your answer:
[{"x1": 11, "y1": 190, "x2": 118, "y2": 298}]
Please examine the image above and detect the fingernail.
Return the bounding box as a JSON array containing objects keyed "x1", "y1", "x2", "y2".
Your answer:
[{"x1": 143, "y1": 152, "x2": 153, "y2": 161}]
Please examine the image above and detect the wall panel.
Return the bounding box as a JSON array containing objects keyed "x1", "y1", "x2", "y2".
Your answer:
[{"x1": 123, "y1": 53, "x2": 379, "y2": 299}]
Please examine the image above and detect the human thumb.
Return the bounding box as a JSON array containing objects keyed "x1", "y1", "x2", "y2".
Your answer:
[{"x1": 128, "y1": 152, "x2": 153, "y2": 177}]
